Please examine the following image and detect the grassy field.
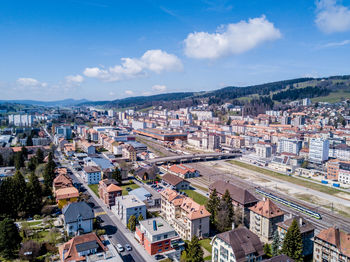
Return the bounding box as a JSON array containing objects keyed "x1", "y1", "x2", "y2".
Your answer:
[
  {"x1": 227, "y1": 160, "x2": 348, "y2": 197},
  {"x1": 121, "y1": 183, "x2": 140, "y2": 195},
  {"x1": 181, "y1": 189, "x2": 208, "y2": 205},
  {"x1": 199, "y1": 238, "x2": 212, "y2": 253},
  {"x1": 88, "y1": 184, "x2": 99, "y2": 196},
  {"x1": 312, "y1": 88, "x2": 350, "y2": 103}
]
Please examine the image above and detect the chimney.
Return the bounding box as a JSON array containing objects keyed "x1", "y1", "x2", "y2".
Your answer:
[
  {"x1": 299, "y1": 217, "x2": 303, "y2": 226},
  {"x1": 232, "y1": 222, "x2": 235, "y2": 230}
]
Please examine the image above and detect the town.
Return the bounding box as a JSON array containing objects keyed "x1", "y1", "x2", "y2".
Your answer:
[{"x1": 0, "y1": 95, "x2": 349, "y2": 262}]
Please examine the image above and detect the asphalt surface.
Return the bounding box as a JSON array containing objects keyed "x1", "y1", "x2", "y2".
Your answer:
[{"x1": 59, "y1": 157, "x2": 146, "y2": 262}]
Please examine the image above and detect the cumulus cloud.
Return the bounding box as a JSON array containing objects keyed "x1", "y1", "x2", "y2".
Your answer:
[
  {"x1": 315, "y1": 0, "x2": 350, "y2": 33},
  {"x1": 152, "y1": 84, "x2": 167, "y2": 92},
  {"x1": 124, "y1": 90, "x2": 134, "y2": 95},
  {"x1": 184, "y1": 15, "x2": 281, "y2": 59},
  {"x1": 65, "y1": 74, "x2": 84, "y2": 84},
  {"x1": 83, "y1": 49, "x2": 182, "y2": 82},
  {"x1": 16, "y1": 77, "x2": 47, "y2": 88}
]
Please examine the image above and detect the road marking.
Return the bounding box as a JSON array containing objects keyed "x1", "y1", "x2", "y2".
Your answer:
[{"x1": 95, "y1": 211, "x2": 106, "y2": 216}]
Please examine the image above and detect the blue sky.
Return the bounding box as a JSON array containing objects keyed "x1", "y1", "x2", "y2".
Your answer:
[{"x1": 1, "y1": 0, "x2": 350, "y2": 101}]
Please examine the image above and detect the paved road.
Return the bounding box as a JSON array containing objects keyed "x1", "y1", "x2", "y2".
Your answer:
[{"x1": 59, "y1": 157, "x2": 151, "y2": 262}]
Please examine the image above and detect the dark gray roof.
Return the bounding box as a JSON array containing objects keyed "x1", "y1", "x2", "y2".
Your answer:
[
  {"x1": 264, "y1": 254, "x2": 294, "y2": 262},
  {"x1": 277, "y1": 216, "x2": 314, "y2": 234},
  {"x1": 209, "y1": 180, "x2": 258, "y2": 206},
  {"x1": 63, "y1": 201, "x2": 94, "y2": 223},
  {"x1": 75, "y1": 240, "x2": 99, "y2": 252},
  {"x1": 217, "y1": 227, "x2": 264, "y2": 262}
]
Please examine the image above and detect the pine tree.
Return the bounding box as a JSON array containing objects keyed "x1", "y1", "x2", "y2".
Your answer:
[
  {"x1": 272, "y1": 230, "x2": 280, "y2": 256},
  {"x1": 0, "y1": 218, "x2": 22, "y2": 259},
  {"x1": 26, "y1": 135, "x2": 33, "y2": 146},
  {"x1": 14, "y1": 151, "x2": 25, "y2": 170},
  {"x1": 186, "y1": 235, "x2": 204, "y2": 262},
  {"x1": 222, "y1": 189, "x2": 234, "y2": 225},
  {"x1": 0, "y1": 177, "x2": 17, "y2": 218},
  {"x1": 0, "y1": 153, "x2": 3, "y2": 166},
  {"x1": 127, "y1": 215, "x2": 137, "y2": 232},
  {"x1": 21, "y1": 146, "x2": 28, "y2": 160},
  {"x1": 43, "y1": 152, "x2": 56, "y2": 189},
  {"x1": 35, "y1": 148, "x2": 44, "y2": 164},
  {"x1": 13, "y1": 170, "x2": 27, "y2": 216},
  {"x1": 206, "y1": 188, "x2": 220, "y2": 227},
  {"x1": 112, "y1": 168, "x2": 122, "y2": 185},
  {"x1": 26, "y1": 173, "x2": 42, "y2": 216},
  {"x1": 281, "y1": 219, "x2": 303, "y2": 262}
]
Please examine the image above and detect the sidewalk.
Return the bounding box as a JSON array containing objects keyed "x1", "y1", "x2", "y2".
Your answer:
[{"x1": 73, "y1": 170, "x2": 155, "y2": 262}]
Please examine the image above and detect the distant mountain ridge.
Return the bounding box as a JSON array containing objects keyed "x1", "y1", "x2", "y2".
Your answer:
[{"x1": 0, "y1": 98, "x2": 90, "y2": 107}]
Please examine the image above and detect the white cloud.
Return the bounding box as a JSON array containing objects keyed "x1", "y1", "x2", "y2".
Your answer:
[
  {"x1": 83, "y1": 49, "x2": 182, "y2": 82},
  {"x1": 152, "y1": 84, "x2": 167, "y2": 92},
  {"x1": 16, "y1": 77, "x2": 47, "y2": 88},
  {"x1": 124, "y1": 90, "x2": 134, "y2": 95},
  {"x1": 65, "y1": 74, "x2": 84, "y2": 84},
  {"x1": 315, "y1": 0, "x2": 350, "y2": 33},
  {"x1": 184, "y1": 15, "x2": 281, "y2": 59},
  {"x1": 319, "y1": 39, "x2": 350, "y2": 48}
]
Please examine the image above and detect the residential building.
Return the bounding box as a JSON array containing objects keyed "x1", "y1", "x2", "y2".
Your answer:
[
  {"x1": 56, "y1": 187, "x2": 79, "y2": 209},
  {"x1": 168, "y1": 164, "x2": 199, "y2": 179},
  {"x1": 81, "y1": 140, "x2": 96, "y2": 155},
  {"x1": 98, "y1": 178, "x2": 122, "y2": 208},
  {"x1": 208, "y1": 134, "x2": 220, "y2": 150},
  {"x1": 132, "y1": 120, "x2": 147, "y2": 130},
  {"x1": 83, "y1": 166, "x2": 101, "y2": 185},
  {"x1": 209, "y1": 180, "x2": 258, "y2": 227},
  {"x1": 249, "y1": 198, "x2": 284, "y2": 242},
  {"x1": 62, "y1": 202, "x2": 94, "y2": 236},
  {"x1": 277, "y1": 138, "x2": 302, "y2": 155},
  {"x1": 55, "y1": 125, "x2": 72, "y2": 139},
  {"x1": 313, "y1": 227, "x2": 350, "y2": 262},
  {"x1": 326, "y1": 159, "x2": 350, "y2": 183},
  {"x1": 303, "y1": 98, "x2": 311, "y2": 106},
  {"x1": 8, "y1": 114, "x2": 34, "y2": 126},
  {"x1": 135, "y1": 217, "x2": 182, "y2": 257},
  {"x1": 112, "y1": 195, "x2": 147, "y2": 226},
  {"x1": 58, "y1": 232, "x2": 110, "y2": 262},
  {"x1": 309, "y1": 138, "x2": 329, "y2": 163},
  {"x1": 277, "y1": 216, "x2": 315, "y2": 257},
  {"x1": 211, "y1": 227, "x2": 264, "y2": 262},
  {"x1": 255, "y1": 142, "x2": 272, "y2": 158},
  {"x1": 53, "y1": 170, "x2": 73, "y2": 191},
  {"x1": 122, "y1": 144, "x2": 137, "y2": 161},
  {"x1": 134, "y1": 165, "x2": 159, "y2": 180},
  {"x1": 162, "y1": 173, "x2": 190, "y2": 190},
  {"x1": 160, "y1": 188, "x2": 210, "y2": 240}
]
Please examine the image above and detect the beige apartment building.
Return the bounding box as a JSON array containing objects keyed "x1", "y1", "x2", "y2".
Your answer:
[
  {"x1": 313, "y1": 227, "x2": 350, "y2": 262},
  {"x1": 160, "y1": 188, "x2": 210, "y2": 240},
  {"x1": 249, "y1": 198, "x2": 284, "y2": 243}
]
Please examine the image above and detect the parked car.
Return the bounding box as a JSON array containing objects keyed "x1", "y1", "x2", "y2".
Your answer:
[
  {"x1": 126, "y1": 187, "x2": 132, "y2": 192},
  {"x1": 125, "y1": 244, "x2": 132, "y2": 251},
  {"x1": 116, "y1": 244, "x2": 124, "y2": 252},
  {"x1": 155, "y1": 254, "x2": 165, "y2": 260}
]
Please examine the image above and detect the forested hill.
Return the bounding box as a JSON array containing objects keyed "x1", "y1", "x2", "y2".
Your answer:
[{"x1": 80, "y1": 75, "x2": 350, "y2": 110}]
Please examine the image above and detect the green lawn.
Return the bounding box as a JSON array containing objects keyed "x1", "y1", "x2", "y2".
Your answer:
[
  {"x1": 227, "y1": 160, "x2": 349, "y2": 197},
  {"x1": 28, "y1": 220, "x2": 42, "y2": 226},
  {"x1": 88, "y1": 184, "x2": 99, "y2": 196},
  {"x1": 121, "y1": 183, "x2": 140, "y2": 195},
  {"x1": 199, "y1": 238, "x2": 212, "y2": 253},
  {"x1": 181, "y1": 189, "x2": 208, "y2": 205}
]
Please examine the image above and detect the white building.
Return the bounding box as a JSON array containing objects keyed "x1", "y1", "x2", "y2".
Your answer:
[
  {"x1": 132, "y1": 120, "x2": 146, "y2": 130},
  {"x1": 112, "y1": 195, "x2": 147, "y2": 226},
  {"x1": 83, "y1": 166, "x2": 101, "y2": 185},
  {"x1": 277, "y1": 138, "x2": 302, "y2": 155},
  {"x1": 107, "y1": 109, "x2": 115, "y2": 117},
  {"x1": 8, "y1": 114, "x2": 34, "y2": 126},
  {"x1": 62, "y1": 202, "x2": 94, "y2": 236},
  {"x1": 255, "y1": 143, "x2": 272, "y2": 158},
  {"x1": 191, "y1": 110, "x2": 213, "y2": 121},
  {"x1": 309, "y1": 138, "x2": 329, "y2": 163},
  {"x1": 303, "y1": 98, "x2": 311, "y2": 106}
]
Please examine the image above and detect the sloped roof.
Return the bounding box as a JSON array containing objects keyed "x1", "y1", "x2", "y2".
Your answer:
[
  {"x1": 209, "y1": 180, "x2": 258, "y2": 206},
  {"x1": 277, "y1": 216, "x2": 314, "y2": 234},
  {"x1": 216, "y1": 227, "x2": 264, "y2": 262},
  {"x1": 63, "y1": 201, "x2": 94, "y2": 224},
  {"x1": 55, "y1": 187, "x2": 79, "y2": 200},
  {"x1": 162, "y1": 173, "x2": 189, "y2": 186},
  {"x1": 316, "y1": 227, "x2": 350, "y2": 257},
  {"x1": 249, "y1": 199, "x2": 284, "y2": 219}
]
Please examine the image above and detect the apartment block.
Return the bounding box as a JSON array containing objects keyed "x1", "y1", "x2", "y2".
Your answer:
[
  {"x1": 112, "y1": 195, "x2": 147, "y2": 226},
  {"x1": 160, "y1": 188, "x2": 210, "y2": 240}
]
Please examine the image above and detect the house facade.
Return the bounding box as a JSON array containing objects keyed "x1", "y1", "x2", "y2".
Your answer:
[
  {"x1": 211, "y1": 227, "x2": 264, "y2": 262},
  {"x1": 83, "y1": 166, "x2": 101, "y2": 185},
  {"x1": 62, "y1": 202, "x2": 94, "y2": 236},
  {"x1": 112, "y1": 195, "x2": 147, "y2": 225},
  {"x1": 98, "y1": 178, "x2": 122, "y2": 208},
  {"x1": 160, "y1": 188, "x2": 210, "y2": 240}
]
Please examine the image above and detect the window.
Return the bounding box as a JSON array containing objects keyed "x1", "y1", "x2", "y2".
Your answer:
[{"x1": 164, "y1": 234, "x2": 168, "y2": 239}]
